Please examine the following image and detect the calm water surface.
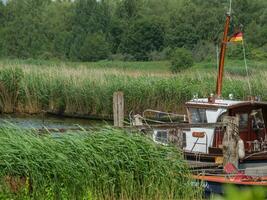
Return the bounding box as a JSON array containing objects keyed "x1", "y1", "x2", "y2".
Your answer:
[{"x1": 0, "y1": 114, "x2": 109, "y2": 129}]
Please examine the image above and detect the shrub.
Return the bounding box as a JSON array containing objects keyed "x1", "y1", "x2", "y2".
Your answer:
[
  {"x1": 227, "y1": 43, "x2": 251, "y2": 60},
  {"x1": 80, "y1": 33, "x2": 110, "y2": 62},
  {"x1": 148, "y1": 47, "x2": 172, "y2": 61},
  {"x1": 170, "y1": 48, "x2": 194, "y2": 73},
  {"x1": 249, "y1": 48, "x2": 267, "y2": 60},
  {"x1": 108, "y1": 53, "x2": 135, "y2": 61}
]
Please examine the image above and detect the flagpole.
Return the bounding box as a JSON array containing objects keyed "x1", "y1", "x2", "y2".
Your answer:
[
  {"x1": 229, "y1": 0, "x2": 232, "y2": 15},
  {"x1": 242, "y1": 39, "x2": 252, "y2": 96},
  {"x1": 215, "y1": 0, "x2": 233, "y2": 98},
  {"x1": 216, "y1": 44, "x2": 219, "y2": 70},
  {"x1": 215, "y1": 14, "x2": 231, "y2": 98}
]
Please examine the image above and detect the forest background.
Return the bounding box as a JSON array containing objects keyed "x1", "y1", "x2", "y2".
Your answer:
[{"x1": 0, "y1": 0, "x2": 266, "y2": 62}]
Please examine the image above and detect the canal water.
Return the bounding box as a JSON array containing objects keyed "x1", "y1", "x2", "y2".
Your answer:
[{"x1": 0, "y1": 114, "x2": 109, "y2": 129}]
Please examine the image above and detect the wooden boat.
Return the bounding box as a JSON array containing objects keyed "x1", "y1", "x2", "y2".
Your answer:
[
  {"x1": 192, "y1": 163, "x2": 267, "y2": 195},
  {"x1": 193, "y1": 174, "x2": 267, "y2": 195},
  {"x1": 183, "y1": 98, "x2": 267, "y2": 169},
  {"x1": 179, "y1": 1, "x2": 267, "y2": 169},
  {"x1": 130, "y1": 0, "x2": 267, "y2": 180}
]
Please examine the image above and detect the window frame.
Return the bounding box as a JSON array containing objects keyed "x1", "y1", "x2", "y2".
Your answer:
[{"x1": 188, "y1": 107, "x2": 208, "y2": 124}]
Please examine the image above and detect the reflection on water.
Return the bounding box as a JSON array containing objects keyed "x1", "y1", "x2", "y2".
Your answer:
[{"x1": 0, "y1": 114, "x2": 108, "y2": 129}]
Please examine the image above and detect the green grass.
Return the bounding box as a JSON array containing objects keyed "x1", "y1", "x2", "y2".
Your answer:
[
  {"x1": 0, "y1": 58, "x2": 170, "y2": 73},
  {"x1": 0, "y1": 59, "x2": 266, "y2": 117},
  {"x1": 0, "y1": 126, "x2": 199, "y2": 200},
  {"x1": 213, "y1": 185, "x2": 266, "y2": 200}
]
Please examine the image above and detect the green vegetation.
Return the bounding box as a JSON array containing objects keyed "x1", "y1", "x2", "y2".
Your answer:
[
  {"x1": 0, "y1": 59, "x2": 266, "y2": 117},
  {"x1": 0, "y1": 126, "x2": 199, "y2": 199},
  {"x1": 0, "y1": 0, "x2": 267, "y2": 62},
  {"x1": 170, "y1": 48, "x2": 194, "y2": 73},
  {"x1": 213, "y1": 185, "x2": 266, "y2": 200},
  {"x1": 0, "y1": 0, "x2": 266, "y2": 199}
]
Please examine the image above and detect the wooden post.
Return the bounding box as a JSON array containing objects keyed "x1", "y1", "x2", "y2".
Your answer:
[
  {"x1": 113, "y1": 92, "x2": 124, "y2": 127},
  {"x1": 222, "y1": 116, "x2": 240, "y2": 168},
  {"x1": 168, "y1": 128, "x2": 184, "y2": 149}
]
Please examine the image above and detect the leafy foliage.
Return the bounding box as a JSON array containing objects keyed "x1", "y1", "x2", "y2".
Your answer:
[
  {"x1": 213, "y1": 185, "x2": 266, "y2": 200},
  {"x1": 170, "y1": 48, "x2": 194, "y2": 73},
  {"x1": 80, "y1": 33, "x2": 110, "y2": 62},
  {"x1": 119, "y1": 17, "x2": 165, "y2": 60},
  {"x1": 0, "y1": 0, "x2": 266, "y2": 61}
]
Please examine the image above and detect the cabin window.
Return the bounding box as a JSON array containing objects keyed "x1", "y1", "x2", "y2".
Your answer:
[
  {"x1": 153, "y1": 130, "x2": 168, "y2": 144},
  {"x1": 183, "y1": 132, "x2": 187, "y2": 148},
  {"x1": 189, "y1": 108, "x2": 207, "y2": 123},
  {"x1": 238, "y1": 113, "x2": 249, "y2": 129},
  {"x1": 216, "y1": 112, "x2": 227, "y2": 122},
  {"x1": 251, "y1": 109, "x2": 265, "y2": 130}
]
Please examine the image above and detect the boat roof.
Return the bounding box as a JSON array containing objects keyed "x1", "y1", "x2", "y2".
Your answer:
[{"x1": 185, "y1": 98, "x2": 267, "y2": 109}]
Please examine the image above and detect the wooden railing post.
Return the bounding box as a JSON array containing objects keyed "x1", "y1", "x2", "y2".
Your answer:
[
  {"x1": 168, "y1": 128, "x2": 184, "y2": 149},
  {"x1": 113, "y1": 92, "x2": 124, "y2": 127},
  {"x1": 222, "y1": 116, "x2": 240, "y2": 168}
]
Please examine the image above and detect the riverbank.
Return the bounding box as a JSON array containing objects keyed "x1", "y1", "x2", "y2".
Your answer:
[{"x1": 0, "y1": 59, "x2": 266, "y2": 118}]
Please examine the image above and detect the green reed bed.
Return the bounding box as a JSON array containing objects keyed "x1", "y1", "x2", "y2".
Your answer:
[
  {"x1": 0, "y1": 126, "x2": 199, "y2": 200},
  {"x1": 0, "y1": 64, "x2": 267, "y2": 117}
]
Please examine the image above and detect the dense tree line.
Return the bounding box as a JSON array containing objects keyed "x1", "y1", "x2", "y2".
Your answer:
[{"x1": 0, "y1": 0, "x2": 266, "y2": 61}]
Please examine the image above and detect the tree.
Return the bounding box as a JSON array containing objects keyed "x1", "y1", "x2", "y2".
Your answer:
[
  {"x1": 0, "y1": 0, "x2": 52, "y2": 58},
  {"x1": 119, "y1": 17, "x2": 165, "y2": 60},
  {"x1": 80, "y1": 33, "x2": 110, "y2": 62},
  {"x1": 115, "y1": 0, "x2": 141, "y2": 20},
  {"x1": 0, "y1": 0, "x2": 266, "y2": 61},
  {"x1": 69, "y1": 0, "x2": 111, "y2": 60},
  {"x1": 166, "y1": 0, "x2": 224, "y2": 50},
  {"x1": 108, "y1": 18, "x2": 126, "y2": 54},
  {"x1": 0, "y1": 1, "x2": 5, "y2": 56},
  {"x1": 0, "y1": 1, "x2": 4, "y2": 25},
  {"x1": 42, "y1": 1, "x2": 74, "y2": 59}
]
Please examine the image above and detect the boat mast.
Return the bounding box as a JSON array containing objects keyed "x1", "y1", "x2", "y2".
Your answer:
[{"x1": 216, "y1": 2, "x2": 232, "y2": 98}]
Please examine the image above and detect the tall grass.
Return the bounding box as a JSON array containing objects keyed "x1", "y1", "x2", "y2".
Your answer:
[
  {"x1": 0, "y1": 59, "x2": 266, "y2": 117},
  {"x1": 0, "y1": 126, "x2": 199, "y2": 199}
]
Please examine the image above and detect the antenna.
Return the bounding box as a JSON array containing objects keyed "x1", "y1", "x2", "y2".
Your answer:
[
  {"x1": 242, "y1": 39, "x2": 252, "y2": 96},
  {"x1": 229, "y1": 0, "x2": 232, "y2": 15}
]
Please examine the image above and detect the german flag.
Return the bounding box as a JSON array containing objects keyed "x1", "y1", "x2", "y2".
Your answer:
[{"x1": 229, "y1": 32, "x2": 243, "y2": 43}]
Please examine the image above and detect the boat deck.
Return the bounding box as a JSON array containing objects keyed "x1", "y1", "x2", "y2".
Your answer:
[
  {"x1": 187, "y1": 160, "x2": 220, "y2": 170},
  {"x1": 245, "y1": 166, "x2": 267, "y2": 176}
]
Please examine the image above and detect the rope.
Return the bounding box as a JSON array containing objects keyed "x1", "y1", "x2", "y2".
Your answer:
[
  {"x1": 242, "y1": 39, "x2": 252, "y2": 96},
  {"x1": 244, "y1": 151, "x2": 267, "y2": 160}
]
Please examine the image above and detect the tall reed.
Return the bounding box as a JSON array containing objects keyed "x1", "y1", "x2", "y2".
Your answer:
[
  {"x1": 0, "y1": 61, "x2": 266, "y2": 117},
  {"x1": 0, "y1": 126, "x2": 199, "y2": 199}
]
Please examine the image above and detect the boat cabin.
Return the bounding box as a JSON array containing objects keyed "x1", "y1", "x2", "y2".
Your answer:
[{"x1": 184, "y1": 98, "x2": 267, "y2": 155}]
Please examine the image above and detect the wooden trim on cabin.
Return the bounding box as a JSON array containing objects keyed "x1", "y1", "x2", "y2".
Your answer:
[
  {"x1": 186, "y1": 101, "x2": 267, "y2": 110},
  {"x1": 185, "y1": 103, "x2": 227, "y2": 109},
  {"x1": 127, "y1": 122, "x2": 226, "y2": 130},
  {"x1": 192, "y1": 175, "x2": 267, "y2": 186},
  {"x1": 186, "y1": 107, "x2": 192, "y2": 124},
  {"x1": 228, "y1": 102, "x2": 253, "y2": 109}
]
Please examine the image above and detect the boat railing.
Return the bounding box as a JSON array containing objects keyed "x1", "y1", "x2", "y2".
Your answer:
[
  {"x1": 129, "y1": 109, "x2": 188, "y2": 130},
  {"x1": 142, "y1": 109, "x2": 188, "y2": 123}
]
